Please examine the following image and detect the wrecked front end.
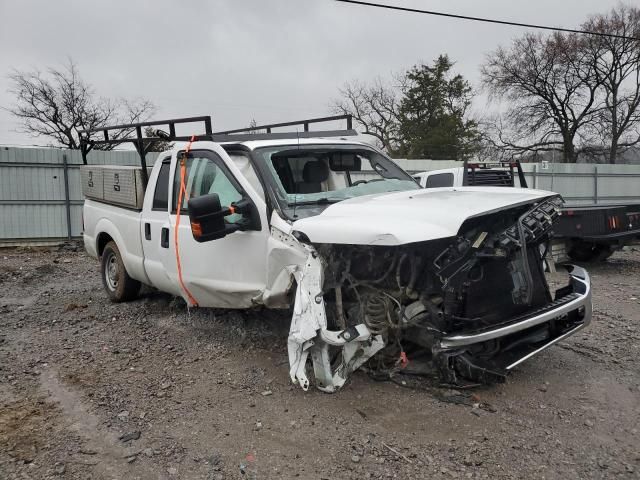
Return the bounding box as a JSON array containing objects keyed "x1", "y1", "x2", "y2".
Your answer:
[{"x1": 287, "y1": 195, "x2": 592, "y2": 392}]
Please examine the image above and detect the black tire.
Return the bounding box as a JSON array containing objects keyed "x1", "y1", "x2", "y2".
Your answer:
[
  {"x1": 567, "y1": 240, "x2": 614, "y2": 263},
  {"x1": 100, "y1": 241, "x2": 140, "y2": 302},
  {"x1": 593, "y1": 244, "x2": 615, "y2": 262}
]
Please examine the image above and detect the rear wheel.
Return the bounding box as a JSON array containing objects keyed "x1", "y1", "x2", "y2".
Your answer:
[
  {"x1": 567, "y1": 240, "x2": 614, "y2": 263},
  {"x1": 101, "y1": 241, "x2": 141, "y2": 302},
  {"x1": 593, "y1": 244, "x2": 615, "y2": 261}
]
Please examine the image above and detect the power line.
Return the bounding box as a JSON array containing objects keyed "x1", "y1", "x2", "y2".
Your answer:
[{"x1": 334, "y1": 0, "x2": 640, "y2": 41}]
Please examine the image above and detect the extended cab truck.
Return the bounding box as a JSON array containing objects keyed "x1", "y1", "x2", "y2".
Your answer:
[
  {"x1": 81, "y1": 117, "x2": 592, "y2": 392},
  {"x1": 416, "y1": 163, "x2": 640, "y2": 263}
]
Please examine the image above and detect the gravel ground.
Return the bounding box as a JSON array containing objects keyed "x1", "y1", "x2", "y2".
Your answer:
[{"x1": 1, "y1": 245, "x2": 639, "y2": 480}]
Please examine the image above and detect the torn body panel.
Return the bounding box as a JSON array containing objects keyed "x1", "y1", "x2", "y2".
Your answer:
[
  {"x1": 260, "y1": 225, "x2": 308, "y2": 308},
  {"x1": 287, "y1": 244, "x2": 384, "y2": 392},
  {"x1": 286, "y1": 195, "x2": 592, "y2": 392}
]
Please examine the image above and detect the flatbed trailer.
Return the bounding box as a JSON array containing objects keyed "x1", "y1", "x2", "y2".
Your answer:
[
  {"x1": 554, "y1": 203, "x2": 640, "y2": 261},
  {"x1": 414, "y1": 161, "x2": 640, "y2": 262}
]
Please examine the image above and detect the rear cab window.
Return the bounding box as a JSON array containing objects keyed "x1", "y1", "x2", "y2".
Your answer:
[
  {"x1": 425, "y1": 172, "x2": 454, "y2": 188},
  {"x1": 152, "y1": 158, "x2": 171, "y2": 210}
]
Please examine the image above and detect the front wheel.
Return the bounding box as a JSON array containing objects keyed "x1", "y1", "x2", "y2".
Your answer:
[{"x1": 101, "y1": 241, "x2": 141, "y2": 302}]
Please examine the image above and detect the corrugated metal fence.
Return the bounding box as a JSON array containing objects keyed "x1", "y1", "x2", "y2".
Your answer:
[
  {"x1": 523, "y1": 163, "x2": 640, "y2": 205},
  {"x1": 356, "y1": 159, "x2": 640, "y2": 206},
  {"x1": 1, "y1": 147, "x2": 640, "y2": 244},
  {"x1": 0, "y1": 147, "x2": 156, "y2": 245}
]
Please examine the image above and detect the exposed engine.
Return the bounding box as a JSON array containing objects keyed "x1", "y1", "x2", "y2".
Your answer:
[{"x1": 313, "y1": 196, "x2": 566, "y2": 386}]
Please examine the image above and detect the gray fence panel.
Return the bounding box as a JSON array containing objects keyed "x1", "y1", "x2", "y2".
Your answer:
[
  {"x1": 0, "y1": 146, "x2": 157, "y2": 243},
  {"x1": 2, "y1": 146, "x2": 640, "y2": 244},
  {"x1": 0, "y1": 165, "x2": 67, "y2": 201},
  {"x1": 520, "y1": 163, "x2": 640, "y2": 204},
  {"x1": 66, "y1": 167, "x2": 83, "y2": 201},
  {"x1": 1, "y1": 203, "x2": 70, "y2": 239},
  {"x1": 596, "y1": 164, "x2": 640, "y2": 201},
  {"x1": 393, "y1": 159, "x2": 460, "y2": 173},
  {"x1": 69, "y1": 204, "x2": 84, "y2": 236}
]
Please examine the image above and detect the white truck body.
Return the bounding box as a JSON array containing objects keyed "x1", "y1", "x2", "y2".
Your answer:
[
  {"x1": 414, "y1": 168, "x2": 464, "y2": 189},
  {"x1": 83, "y1": 136, "x2": 592, "y2": 392}
]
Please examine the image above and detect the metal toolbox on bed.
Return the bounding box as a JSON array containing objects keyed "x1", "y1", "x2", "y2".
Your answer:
[
  {"x1": 80, "y1": 166, "x2": 104, "y2": 200},
  {"x1": 80, "y1": 165, "x2": 151, "y2": 209}
]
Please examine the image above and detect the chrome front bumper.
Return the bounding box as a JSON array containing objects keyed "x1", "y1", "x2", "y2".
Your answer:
[{"x1": 439, "y1": 264, "x2": 592, "y2": 372}]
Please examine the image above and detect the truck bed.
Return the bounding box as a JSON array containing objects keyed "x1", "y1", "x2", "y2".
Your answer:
[{"x1": 82, "y1": 199, "x2": 148, "y2": 285}]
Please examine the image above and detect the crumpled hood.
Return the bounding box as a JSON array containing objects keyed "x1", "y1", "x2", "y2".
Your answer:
[{"x1": 292, "y1": 187, "x2": 558, "y2": 246}]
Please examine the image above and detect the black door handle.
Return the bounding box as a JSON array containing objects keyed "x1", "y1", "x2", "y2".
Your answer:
[
  {"x1": 161, "y1": 227, "x2": 169, "y2": 248},
  {"x1": 144, "y1": 223, "x2": 151, "y2": 240}
]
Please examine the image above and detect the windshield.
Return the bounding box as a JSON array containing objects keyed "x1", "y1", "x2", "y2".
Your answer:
[{"x1": 254, "y1": 144, "x2": 419, "y2": 218}]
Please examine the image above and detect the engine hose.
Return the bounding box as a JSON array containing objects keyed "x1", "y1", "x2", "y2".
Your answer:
[
  {"x1": 370, "y1": 252, "x2": 398, "y2": 284},
  {"x1": 396, "y1": 253, "x2": 409, "y2": 291},
  {"x1": 406, "y1": 256, "x2": 421, "y2": 297}
]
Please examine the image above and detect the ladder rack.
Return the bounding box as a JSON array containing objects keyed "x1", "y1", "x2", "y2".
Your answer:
[{"x1": 79, "y1": 114, "x2": 356, "y2": 188}]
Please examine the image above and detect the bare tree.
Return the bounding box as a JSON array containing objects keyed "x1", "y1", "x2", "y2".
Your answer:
[
  {"x1": 330, "y1": 77, "x2": 403, "y2": 153},
  {"x1": 477, "y1": 116, "x2": 532, "y2": 161},
  {"x1": 582, "y1": 5, "x2": 640, "y2": 163},
  {"x1": 482, "y1": 33, "x2": 602, "y2": 163},
  {"x1": 5, "y1": 60, "x2": 155, "y2": 150},
  {"x1": 143, "y1": 126, "x2": 172, "y2": 152},
  {"x1": 247, "y1": 118, "x2": 266, "y2": 134}
]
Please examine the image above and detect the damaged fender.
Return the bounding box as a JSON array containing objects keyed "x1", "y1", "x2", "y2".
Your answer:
[{"x1": 287, "y1": 245, "x2": 384, "y2": 392}]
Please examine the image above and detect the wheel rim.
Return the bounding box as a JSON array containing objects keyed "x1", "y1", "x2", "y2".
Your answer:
[{"x1": 105, "y1": 252, "x2": 119, "y2": 291}]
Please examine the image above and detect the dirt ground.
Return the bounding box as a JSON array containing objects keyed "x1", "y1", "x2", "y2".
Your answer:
[{"x1": 1, "y1": 245, "x2": 639, "y2": 480}]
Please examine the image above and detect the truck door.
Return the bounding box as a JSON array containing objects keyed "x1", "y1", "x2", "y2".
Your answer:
[
  {"x1": 163, "y1": 143, "x2": 269, "y2": 308},
  {"x1": 140, "y1": 157, "x2": 182, "y2": 296}
]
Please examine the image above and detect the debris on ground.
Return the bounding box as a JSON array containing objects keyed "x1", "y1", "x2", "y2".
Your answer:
[
  {"x1": 0, "y1": 248, "x2": 639, "y2": 478},
  {"x1": 118, "y1": 431, "x2": 141, "y2": 443}
]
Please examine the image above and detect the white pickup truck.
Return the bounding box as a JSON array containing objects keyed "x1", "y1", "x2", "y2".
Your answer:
[{"x1": 80, "y1": 117, "x2": 592, "y2": 392}]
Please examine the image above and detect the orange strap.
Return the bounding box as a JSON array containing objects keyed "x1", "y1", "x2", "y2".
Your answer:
[{"x1": 174, "y1": 135, "x2": 199, "y2": 307}]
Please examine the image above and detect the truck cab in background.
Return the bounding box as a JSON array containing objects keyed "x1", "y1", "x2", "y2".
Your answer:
[{"x1": 414, "y1": 161, "x2": 527, "y2": 189}]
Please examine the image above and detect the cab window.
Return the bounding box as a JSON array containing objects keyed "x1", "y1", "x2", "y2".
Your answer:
[
  {"x1": 227, "y1": 152, "x2": 264, "y2": 200},
  {"x1": 172, "y1": 152, "x2": 243, "y2": 223},
  {"x1": 152, "y1": 158, "x2": 171, "y2": 210},
  {"x1": 425, "y1": 172, "x2": 454, "y2": 188}
]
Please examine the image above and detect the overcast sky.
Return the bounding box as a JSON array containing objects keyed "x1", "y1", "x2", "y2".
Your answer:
[{"x1": 0, "y1": 0, "x2": 623, "y2": 146}]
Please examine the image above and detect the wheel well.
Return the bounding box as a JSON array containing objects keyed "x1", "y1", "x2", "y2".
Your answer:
[{"x1": 96, "y1": 233, "x2": 114, "y2": 257}]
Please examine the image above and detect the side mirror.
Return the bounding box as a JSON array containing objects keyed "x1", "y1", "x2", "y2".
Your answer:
[{"x1": 187, "y1": 193, "x2": 239, "y2": 242}]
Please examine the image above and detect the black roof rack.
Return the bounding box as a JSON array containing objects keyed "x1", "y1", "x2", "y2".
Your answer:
[
  {"x1": 79, "y1": 114, "x2": 355, "y2": 188},
  {"x1": 216, "y1": 114, "x2": 353, "y2": 134},
  {"x1": 79, "y1": 116, "x2": 213, "y2": 188},
  {"x1": 461, "y1": 159, "x2": 528, "y2": 188}
]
